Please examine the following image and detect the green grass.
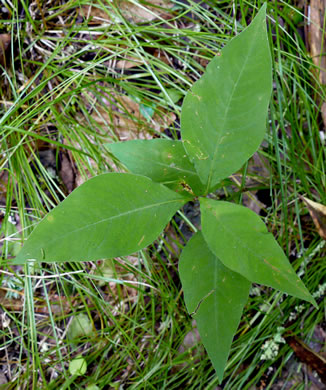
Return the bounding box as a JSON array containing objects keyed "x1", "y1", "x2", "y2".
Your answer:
[{"x1": 1, "y1": 0, "x2": 325, "y2": 388}]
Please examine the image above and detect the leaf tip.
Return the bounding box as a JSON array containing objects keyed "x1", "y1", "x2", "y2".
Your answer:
[
  {"x1": 216, "y1": 370, "x2": 224, "y2": 385},
  {"x1": 310, "y1": 297, "x2": 318, "y2": 309},
  {"x1": 301, "y1": 289, "x2": 318, "y2": 309}
]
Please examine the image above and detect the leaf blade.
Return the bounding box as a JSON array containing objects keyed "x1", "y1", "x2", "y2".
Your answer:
[
  {"x1": 181, "y1": 4, "x2": 272, "y2": 189},
  {"x1": 179, "y1": 231, "x2": 251, "y2": 382},
  {"x1": 107, "y1": 139, "x2": 206, "y2": 195},
  {"x1": 200, "y1": 198, "x2": 316, "y2": 306},
  {"x1": 14, "y1": 173, "x2": 190, "y2": 264}
]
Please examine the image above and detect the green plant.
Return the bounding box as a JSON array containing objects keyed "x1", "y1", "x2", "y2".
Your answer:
[
  {"x1": 12, "y1": 4, "x2": 316, "y2": 382},
  {"x1": 69, "y1": 357, "x2": 87, "y2": 376}
]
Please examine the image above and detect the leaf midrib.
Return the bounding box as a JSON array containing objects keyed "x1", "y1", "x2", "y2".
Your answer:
[
  {"x1": 31, "y1": 198, "x2": 186, "y2": 246},
  {"x1": 204, "y1": 206, "x2": 310, "y2": 298},
  {"x1": 129, "y1": 152, "x2": 197, "y2": 176},
  {"x1": 205, "y1": 28, "x2": 259, "y2": 192}
]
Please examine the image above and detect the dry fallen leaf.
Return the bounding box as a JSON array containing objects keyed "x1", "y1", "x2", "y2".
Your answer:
[
  {"x1": 78, "y1": 1, "x2": 174, "y2": 70},
  {"x1": 96, "y1": 257, "x2": 140, "y2": 311},
  {"x1": 120, "y1": 0, "x2": 174, "y2": 23},
  {"x1": 0, "y1": 170, "x2": 8, "y2": 205},
  {"x1": 286, "y1": 334, "x2": 326, "y2": 384},
  {"x1": 171, "y1": 319, "x2": 206, "y2": 374},
  {"x1": 300, "y1": 195, "x2": 326, "y2": 240},
  {"x1": 115, "y1": 54, "x2": 143, "y2": 70},
  {"x1": 0, "y1": 33, "x2": 11, "y2": 67},
  {"x1": 79, "y1": 0, "x2": 174, "y2": 25},
  {"x1": 81, "y1": 91, "x2": 176, "y2": 140},
  {"x1": 308, "y1": 0, "x2": 326, "y2": 128},
  {"x1": 231, "y1": 153, "x2": 271, "y2": 216},
  {"x1": 77, "y1": 4, "x2": 111, "y2": 24},
  {"x1": 59, "y1": 150, "x2": 76, "y2": 194},
  {"x1": 112, "y1": 48, "x2": 172, "y2": 72},
  {"x1": 0, "y1": 288, "x2": 74, "y2": 315}
]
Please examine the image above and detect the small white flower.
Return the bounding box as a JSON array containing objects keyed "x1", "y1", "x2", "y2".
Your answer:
[
  {"x1": 260, "y1": 327, "x2": 285, "y2": 360},
  {"x1": 313, "y1": 282, "x2": 326, "y2": 299},
  {"x1": 260, "y1": 339, "x2": 279, "y2": 360},
  {"x1": 259, "y1": 303, "x2": 270, "y2": 313},
  {"x1": 294, "y1": 304, "x2": 305, "y2": 314},
  {"x1": 250, "y1": 286, "x2": 261, "y2": 297}
]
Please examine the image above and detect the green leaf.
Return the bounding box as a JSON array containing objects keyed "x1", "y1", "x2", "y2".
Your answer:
[
  {"x1": 67, "y1": 313, "x2": 93, "y2": 340},
  {"x1": 13, "y1": 173, "x2": 190, "y2": 264},
  {"x1": 2, "y1": 219, "x2": 21, "y2": 257},
  {"x1": 159, "y1": 88, "x2": 183, "y2": 104},
  {"x1": 200, "y1": 198, "x2": 316, "y2": 306},
  {"x1": 69, "y1": 357, "x2": 87, "y2": 376},
  {"x1": 181, "y1": 4, "x2": 272, "y2": 190},
  {"x1": 139, "y1": 103, "x2": 155, "y2": 122},
  {"x1": 179, "y1": 232, "x2": 251, "y2": 382},
  {"x1": 93, "y1": 259, "x2": 115, "y2": 287},
  {"x1": 107, "y1": 139, "x2": 206, "y2": 195}
]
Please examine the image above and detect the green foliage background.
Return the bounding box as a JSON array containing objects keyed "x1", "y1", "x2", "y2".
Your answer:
[{"x1": 0, "y1": 1, "x2": 325, "y2": 388}]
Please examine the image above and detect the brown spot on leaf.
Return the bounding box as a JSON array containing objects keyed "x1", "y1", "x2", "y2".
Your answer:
[
  {"x1": 263, "y1": 258, "x2": 280, "y2": 274},
  {"x1": 137, "y1": 235, "x2": 145, "y2": 246}
]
